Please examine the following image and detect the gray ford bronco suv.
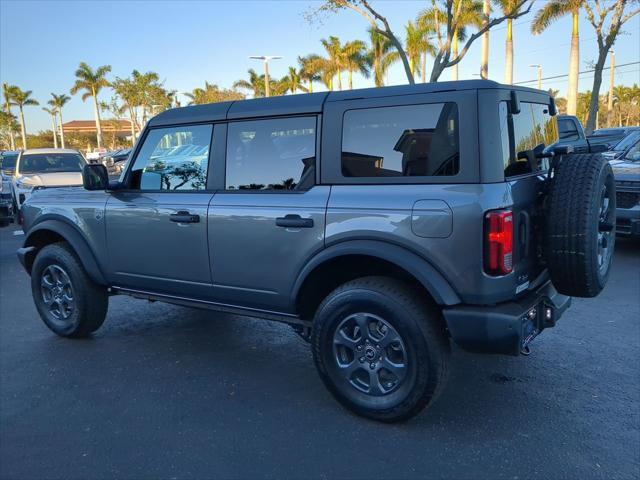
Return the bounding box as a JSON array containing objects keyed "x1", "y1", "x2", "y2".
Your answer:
[{"x1": 18, "y1": 80, "x2": 616, "y2": 422}]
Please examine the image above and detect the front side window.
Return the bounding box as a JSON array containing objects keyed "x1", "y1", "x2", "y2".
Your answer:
[
  {"x1": 129, "y1": 124, "x2": 212, "y2": 191},
  {"x1": 624, "y1": 141, "x2": 640, "y2": 162},
  {"x1": 0, "y1": 153, "x2": 18, "y2": 175},
  {"x1": 558, "y1": 118, "x2": 579, "y2": 141},
  {"x1": 19, "y1": 153, "x2": 85, "y2": 174},
  {"x1": 225, "y1": 117, "x2": 316, "y2": 190},
  {"x1": 341, "y1": 103, "x2": 459, "y2": 178},
  {"x1": 502, "y1": 101, "x2": 558, "y2": 177}
]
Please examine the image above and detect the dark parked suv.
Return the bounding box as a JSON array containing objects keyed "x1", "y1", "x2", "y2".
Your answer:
[{"x1": 17, "y1": 80, "x2": 615, "y2": 422}]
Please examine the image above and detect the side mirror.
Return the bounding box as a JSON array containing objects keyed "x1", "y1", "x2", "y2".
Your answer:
[
  {"x1": 83, "y1": 164, "x2": 109, "y2": 191},
  {"x1": 548, "y1": 97, "x2": 558, "y2": 116}
]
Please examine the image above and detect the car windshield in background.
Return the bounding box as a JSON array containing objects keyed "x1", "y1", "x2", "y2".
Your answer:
[
  {"x1": 612, "y1": 131, "x2": 640, "y2": 151},
  {"x1": 19, "y1": 154, "x2": 85, "y2": 174},
  {"x1": 0, "y1": 153, "x2": 18, "y2": 174}
]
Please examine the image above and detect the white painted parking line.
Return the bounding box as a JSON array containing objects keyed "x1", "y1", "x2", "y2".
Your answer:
[{"x1": 12, "y1": 230, "x2": 24, "y2": 236}]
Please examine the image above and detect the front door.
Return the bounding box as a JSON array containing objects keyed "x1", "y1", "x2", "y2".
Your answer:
[
  {"x1": 208, "y1": 116, "x2": 328, "y2": 312},
  {"x1": 106, "y1": 124, "x2": 216, "y2": 298}
]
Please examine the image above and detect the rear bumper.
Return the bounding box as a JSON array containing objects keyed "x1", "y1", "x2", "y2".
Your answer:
[{"x1": 442, "y1": 281, "x2": 571, "y2": 356}]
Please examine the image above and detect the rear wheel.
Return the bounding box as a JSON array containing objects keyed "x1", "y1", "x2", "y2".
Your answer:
[
  {"x1": 545, "y1": 153, "x2": 616, "y2": 297},
  {"x1": 311, "y1": 277, "x2": 449, "y2": 422},
  {"x1": 31, "y1": 243, "x2": 108, "y2": 337}
]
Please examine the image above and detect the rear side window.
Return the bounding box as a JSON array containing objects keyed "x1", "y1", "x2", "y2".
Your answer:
[
  {"x1": 341, "y1": 103, "x2": 459, "y2": 178},
  {"x1": 225, "y1": 116, "x2": 316, "y2": 190},
  {"x1": 501, "y1": 101, "x2": 558, "y2": 177},
  {"x1": 558, "y1": 118, "x2": 580, "y2": 141},
  {"x1": 129, "y1": 124, "x2": 212, "y2": 191}
]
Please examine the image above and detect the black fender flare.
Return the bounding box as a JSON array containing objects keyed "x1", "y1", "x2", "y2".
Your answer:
[
  {"x1": 291, "y1": 240, "x2": 461, "y2": 307},
  {"x1": 21, "y1": 218, "x2": 107, "y2": 285}
]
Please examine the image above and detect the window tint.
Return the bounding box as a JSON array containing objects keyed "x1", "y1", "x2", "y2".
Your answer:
[
  {"x1": 226, "y1": 117, "x2": 316, "y2": 190},
  {"x1": 341, "y1": 103, "x2": 459, "y2": 178},
  {"x1": 129, "y1": 124, "x2": 212, "y2": 191},
  {"x1": 501, "y1": 101, "x2": 558, "y2": 177},
  {"x1": 558, "y1": 118, "x2": 580, "y2": 141},
  {"x1": 19, "y1": 153, "x2": 85, "y2": 174},
  {"x1": 0, "y1": 153, "x2": 18, "y2": 174}
]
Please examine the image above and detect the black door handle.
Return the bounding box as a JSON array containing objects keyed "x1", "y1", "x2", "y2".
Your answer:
[
  {"x1": 170, "y1": 211, "x2": 200, "y2": 223},
  {"x1": 276, "y1": 214, "x2": 314, "y2": 228}
]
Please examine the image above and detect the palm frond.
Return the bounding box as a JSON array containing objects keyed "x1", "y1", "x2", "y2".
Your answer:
[{"x1": 531, "y1": 0, "x2": 579, "y2": 34}]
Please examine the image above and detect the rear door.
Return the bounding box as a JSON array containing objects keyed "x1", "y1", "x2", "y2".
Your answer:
[
  {"x1": 105, "y1": 123, "x2": 217, "y2": 298},
  {"x1": 208, "y1": 115, "x2": 329, "y2": 312}
]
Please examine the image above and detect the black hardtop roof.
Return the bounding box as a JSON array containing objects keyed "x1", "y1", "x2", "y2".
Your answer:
[{"x1": 149, "y1": 79, "x2": 544, "y2": 127}]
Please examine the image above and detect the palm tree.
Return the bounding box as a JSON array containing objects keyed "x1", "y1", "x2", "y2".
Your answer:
[
  {"x1": 279, "y1": 67, "x2": 309, "y2": 94},
  {"x1": 131, "y1": 70, "x2": 162, "y2": 125},
  {"x1": 49, "y1": 93, "x2": 70, "y2": 148},
  {"x1": 233, "y1": 69, "x2": 267, "y2": 97},
  {"x1": 451, "y1": 1, "x2": 483, "y2": 81},
  {"x1": 9, "y1": 87, "x2": 39, "y2": 149},
  {"x1": 184, "y1": 82, "x2": 244, "y2": 104},
  {"x1": 2, "y1": 83, "x2": 17, "y2": 150},
  {"x1": 343, "y1": 40, "x2": 370, "y2": 89},
  {"x1": 405, "y1": 21, "x2": 434, "y2": 82},
  {"x1": 298, "y1": 55, "x2": 323, "y2": 93},
  {"x1": 494, "y1": 0, "x2": 525, "y2": 84},
  {"x1": 532, "y1": 0, "x2": 584, "y2": 115},
  {"x1": 112, "y1": 77, "x2": 140, "y2": 143},
  {"x1": 367, "y1": 27, "x2": 400, "y2": 87},
  {"x1": 320, "y1": 36, "x2": 346, "y2": 90},
  {"x1": 42, "y1": 107, "x2": 58, "y2": 148},
  {"x1": 70, "y1": 62, "x2": 111, "y2": 149}
]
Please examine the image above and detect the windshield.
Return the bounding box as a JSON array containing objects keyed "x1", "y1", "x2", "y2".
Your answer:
[
  {"x1": 0, "y1": 153, "x2": 18, "y2": 174},
  {"x1": 612, "y1": 131, "x2": 640, "y2": 152},
  {"x1": 19, "y1": 153, "x2": 85, "y2": 174},
  {"x1": 624, "y1": 142, "x2": 640, "y2": 162}
]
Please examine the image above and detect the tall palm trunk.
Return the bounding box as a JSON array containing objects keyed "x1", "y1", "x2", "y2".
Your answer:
[
  {"x1": 128, "y1": 106, "x2": 136, "y2": 146},
  {"x1": 308, "y1": 80, "x2": 313, "y2": 93},
  {"x1": 567, "y1": 10, "x2": 580, "y2": 116},
  {"x1": 504, "y1": 19, "x2": 514, "y2": 84},
  {"x1": 18, "y1": 107, "x2": 27, "y2": 149},
  {"x1": 50, "y1": 113, "x2": 58, "y2": 148},
  {"x1": 422, "y1": 50, "x2": 427, "y2": 83},
  {"x1": 452, "y1": 32, "x2": 459, "y2": 81},
  {"x1": 348, "y1": 69, "x2": 353, "y2": 90},
  {"x1": 480, "y1": 0, "x2": 490, "y2": 79},
  {"x1": 337, "y1": 71, "x2": 343, "y2": 91},
  {"x1": 91, "y1": 87, "x2": 103, "y2": 149},
  {"x1": 58, "y1": 110, "x2": 65, "y2": 148},
  {"x1": 4, "y1": 100, "x2": 15, "y2": 150}
]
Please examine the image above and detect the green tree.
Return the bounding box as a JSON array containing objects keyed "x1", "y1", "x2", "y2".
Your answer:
[
  {"x1": 405, "y1": 20, "x2": 435, "y2": 81},
  {"x1": 532, "y1": 0, "x2": 584, "y2": 115},
  {"x1": 42, "y1": 107, "x2": 58, "y2": 148},
  {"x1": 49, "y1": 93, "x2": 70, "y2": 148},
  {"x1": 279, "y1": 67, "x2": 309, "y2": 94},
  {"x1": 0, "y1": 110, "x2": 19, "y2": 150},
  {"x1": 343, "y1": 40, "x2": 370, "y2": 89},
  {"x1": 184, "y1": 82, "x2": 245, "y2": 104},
  {"x1": 367, "y1": 27, "x2": 399, "y2": 87},
  {"x1": 233, "y1": 69, "x2": 267, "y2": 97},
  {"x1": 112, "y1": 77, "x2": 140, "y2": 143},
  {"x1": 298, "y1": 54, "x2": 328, "y2": 93},
  {"x1": 70, "y1": 62, "x2": 111, "y2": 149},
  {"x1": 494, "y1": 0, "x2": 525, "y2": 84},
  {"x1": 9, "y1": 87, "x2": 39, "y2": 149},
  {"x1": 320, "y1": 36, "x2": 346, "y2": 90},
  {"x1": 2, "y1": 83, "x2": 17, "y2": 150}
]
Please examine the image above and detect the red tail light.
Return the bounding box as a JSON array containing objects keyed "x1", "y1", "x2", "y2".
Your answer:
[{"x1": 485, "y1": 210, "x2": 513, "y2": 276}]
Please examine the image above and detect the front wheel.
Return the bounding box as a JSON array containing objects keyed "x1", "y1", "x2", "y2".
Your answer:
[
  {"x1": 31, "y1": 242, "x2": 108, "y2": 338},
  {"x1": 311, "y1": 277, "x2": 449, "y2": 422}
]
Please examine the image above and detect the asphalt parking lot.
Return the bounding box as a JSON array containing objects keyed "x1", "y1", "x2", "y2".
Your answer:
[{"x1": 0, "y1": 224, "x2": 638, "y2": 480}]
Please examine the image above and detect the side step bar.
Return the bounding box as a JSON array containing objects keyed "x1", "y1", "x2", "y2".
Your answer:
[{"x1": 110, "y1": 286, "x2": 309, "y2": 327}]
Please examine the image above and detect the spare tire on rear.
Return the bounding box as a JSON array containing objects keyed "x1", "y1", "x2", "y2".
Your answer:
[{"x1": 544, "y1": 153, "x2": 616, "y2": 297}]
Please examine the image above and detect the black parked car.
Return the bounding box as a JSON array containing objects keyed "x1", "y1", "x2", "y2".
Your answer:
[
  {"x1": 587, "y1": 126, "x2": 640, "y2": 150},
  {"x1": 602, "y1": 130, "x2": 640, "y2": 161}
]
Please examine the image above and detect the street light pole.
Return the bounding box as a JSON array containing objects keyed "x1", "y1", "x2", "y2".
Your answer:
[
  {"x1": 530, "y1": 64, "x2": 542, "y2": 90},
  {"x1": 250, "y1": 55, "x2": 282, "y2": 98}
]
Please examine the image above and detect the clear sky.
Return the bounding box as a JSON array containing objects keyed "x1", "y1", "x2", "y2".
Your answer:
[{"x1": 1, "y1": 0, "x2": 639, "y2": 133}]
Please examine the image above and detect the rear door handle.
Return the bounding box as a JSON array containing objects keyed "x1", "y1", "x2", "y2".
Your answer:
[
  {"x1": 170, "y1": 211, "x2": 200, "y2": 223},
  {"x1": 275, "y1": 214, "x2": 314, "y2": 228}
]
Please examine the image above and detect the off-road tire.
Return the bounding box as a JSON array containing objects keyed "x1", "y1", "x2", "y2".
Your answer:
[
  {"x1": 311, "y1": 276, "x2": 450, "y2": 423},
  {"x1": 545, "y1": 153, "x2": 616, "y2": 297},
  {"x1": 31, "y1": 242, "x2": 108, "y2": 337}
]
